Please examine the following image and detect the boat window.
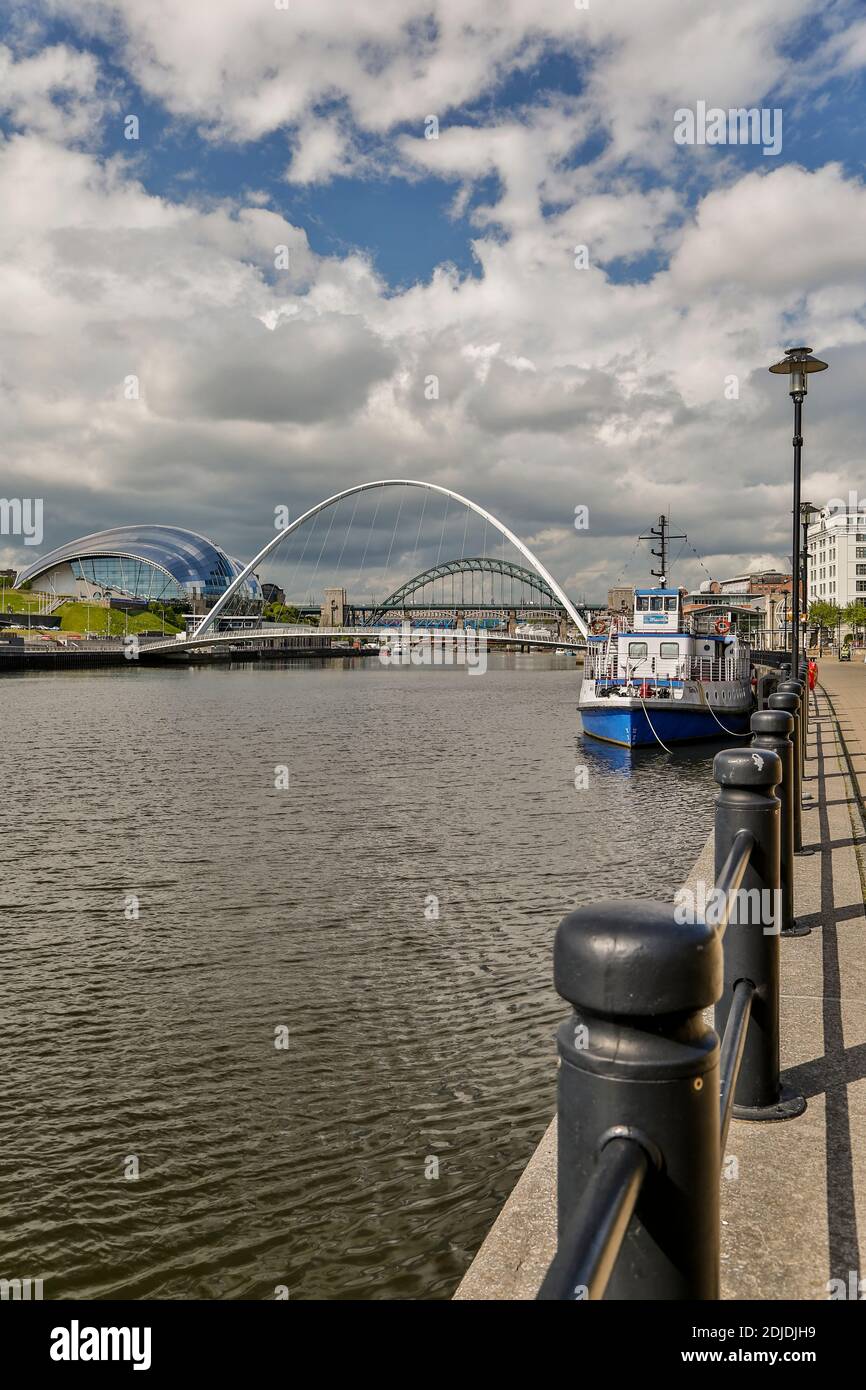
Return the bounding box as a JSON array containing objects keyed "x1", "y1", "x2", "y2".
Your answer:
[
  {"x1": 636, "y1": 596, "x2": 649, "y2": 611},
  {"x1": 628, "y1": 642, "x2": 648, "y2": 659},
  {"x1": 660, "y1": 642, "x2": 679, "y2": 658},
  {"x1": 650, "y1": 596, "x2": 663, "y2": 611},
  {"x1": 665, "y1": 597, "x2": 677, "y2": 611}
]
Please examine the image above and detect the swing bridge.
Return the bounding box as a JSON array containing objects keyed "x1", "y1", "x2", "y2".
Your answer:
[{"x1": 138, "y1": 479, "x2": 599, "y2": 657}]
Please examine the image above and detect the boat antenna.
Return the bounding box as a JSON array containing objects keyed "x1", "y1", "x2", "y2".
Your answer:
[{"x1": 638, "y1": 514, "x2": 686, "y2": 586}]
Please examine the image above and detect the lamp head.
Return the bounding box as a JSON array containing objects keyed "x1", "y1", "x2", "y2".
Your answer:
[{"x1": 769, "y1": 346, "x2": 829, "y2": 398}]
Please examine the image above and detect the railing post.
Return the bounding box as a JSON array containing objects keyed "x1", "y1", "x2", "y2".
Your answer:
[
  {"x1": 776, "y1": 680, "x2": 804, "y2": 850},
  {"x1": 552, "y1": 900, "x2": 722, "y2": 1298},
  {"x1": 713, "y1": 748, "x2": 806, "y2": 1120},
  {"x1": 752, "y1": 707, "x2": 808, "y2": 938}
]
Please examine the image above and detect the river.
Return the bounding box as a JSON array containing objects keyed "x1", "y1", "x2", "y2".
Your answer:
[{"x1": 0, "y1": 654, "x2": 717, "y2": 1299}]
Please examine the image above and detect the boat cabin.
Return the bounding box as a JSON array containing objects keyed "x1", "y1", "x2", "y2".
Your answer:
[
  {"x1": 585, "y1": 585, "x2": 748, "y2": 686},
  {"x1": 632, "y1": 587, "x2": 682, "y2": 633}
]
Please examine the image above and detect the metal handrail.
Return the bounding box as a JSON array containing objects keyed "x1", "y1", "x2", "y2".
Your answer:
[
  {"x1": 719, "y1": 978, "x2": 756, "y2": 1152},
  {"x1": 710, "y1": 828, "x2": 759, "y2": 1151},
  {"x1": 712, "y1": 828, "x2": 755, "y2": 932},
  {"x1": 536, "y1": 1138, "x2": 650, "y2": 1301}
]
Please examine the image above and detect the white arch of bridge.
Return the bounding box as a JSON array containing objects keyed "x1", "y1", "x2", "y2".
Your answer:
[{"x1": 192, "y1": 480, "x2": 589, "y2": 641}]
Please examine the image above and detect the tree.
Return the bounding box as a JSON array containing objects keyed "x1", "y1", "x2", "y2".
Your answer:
[
  {"x1": 263, "y1": 601, "x2": 301, "y2": 624},
  {"x1": 843, "y1": 600, "x2": 866, "y2": 646},
  {"x1": 808, "y1": 600, "x2": 840, "y2": 651}
]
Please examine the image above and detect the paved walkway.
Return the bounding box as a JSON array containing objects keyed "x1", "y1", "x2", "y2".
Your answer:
[
  {"x1": 455, "y1": 668, "x2": 866, "y2": 1300},
  {"x1": 718, "y1": 676, "x2": 866, "y2": 1297}
]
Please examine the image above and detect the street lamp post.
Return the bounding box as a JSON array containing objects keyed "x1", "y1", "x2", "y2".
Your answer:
[
  {"x1": 801, "y1": 502, "x2": 811, "y2": 654},
  {"x1": 769, "y1": 348, "x2": 829, "y2": 668}
]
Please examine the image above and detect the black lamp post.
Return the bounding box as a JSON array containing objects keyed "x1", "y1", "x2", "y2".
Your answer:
[
  {"x1": 769, "y1": 348, "x2": 829, "y2": 667},
  {"x1": 800, "y1": 501, "x2": 818, "y2": 652}
]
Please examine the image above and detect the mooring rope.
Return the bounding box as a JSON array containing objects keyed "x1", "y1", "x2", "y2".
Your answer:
[
  {"x1": 698, "y1": 682, "x2": 752, "y2": 737},
  {"x1": 636, "y1": 691, "x2": 673, "y2": 753}
]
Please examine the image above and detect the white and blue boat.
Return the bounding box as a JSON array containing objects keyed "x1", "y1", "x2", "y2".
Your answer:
[{"x1": 579, "y1": 572, "x2": 754, "y2": 749}]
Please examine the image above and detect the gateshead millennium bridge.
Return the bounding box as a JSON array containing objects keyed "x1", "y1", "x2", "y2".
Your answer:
[{"x1": 124, "y1": 479, "x2": 598, "y2": 656}]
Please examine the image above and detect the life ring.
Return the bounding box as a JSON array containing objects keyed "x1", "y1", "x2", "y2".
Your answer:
[
  {"x1": 591, "y1": 618, "x2": 607, "y2": 635},
  {"x1": 715, "y1": 618, "x2": 730, "y2": 635}
]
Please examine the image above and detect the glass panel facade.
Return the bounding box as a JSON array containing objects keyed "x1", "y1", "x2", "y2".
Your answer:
[
  {"x1": 70, "y1": 557, "x2": 185, "y2": 601},
  {"x1": 16, "y1": 525, "x2": 263, "y2": 612}
]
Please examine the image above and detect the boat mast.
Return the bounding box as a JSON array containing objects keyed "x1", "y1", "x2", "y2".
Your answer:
[{"x1": 638, "y1": 514, "x2": 686, "y2": 587}]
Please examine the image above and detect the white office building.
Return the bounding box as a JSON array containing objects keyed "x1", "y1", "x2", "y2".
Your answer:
[{"x1": 807, "y1": 508, "x2": 866, "y2": 607}]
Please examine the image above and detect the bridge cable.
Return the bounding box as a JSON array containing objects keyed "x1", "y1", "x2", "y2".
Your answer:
[
  {"x1": 311, "y1": 497, "x2": 339, "y2": 579},
  {"x1": 436, "y1": 495, "x2": 450, "y2": 567},
  {"x1": 356, "y1": 493, "x2": 382, "y2": 598},
  {"x1": 284, "y1": 503, "x2": 319, "y2": 604},
  {"x1": 383, "y1": 492, "x2": 405, "y2": 580},
  {"x1": 335, "y1": 492, "x2": 361, "y2": 575},
  {"x1": 411, "y1": 490, "x2": 428, "y2": 568}
]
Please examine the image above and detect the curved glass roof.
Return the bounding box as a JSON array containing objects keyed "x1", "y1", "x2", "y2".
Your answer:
[{"x1": 15, "y1": 524, "x2": 262, "y2": 602}]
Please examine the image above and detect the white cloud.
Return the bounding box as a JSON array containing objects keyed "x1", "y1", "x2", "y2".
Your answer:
[
  {"x1": 0, "y1": 42, "x2": 114, "y2": 140},
  {"x1": 2, "y1": 1, "x2": 866, "y2": 598}
]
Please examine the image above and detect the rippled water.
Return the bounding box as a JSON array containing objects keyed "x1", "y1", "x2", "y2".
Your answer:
[{"x1": 0, "y1": 655, "x2": 717, "y2": 1299}]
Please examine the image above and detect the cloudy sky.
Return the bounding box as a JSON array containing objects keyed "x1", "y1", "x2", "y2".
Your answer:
[{"x1": 2, "y1": 0, "x2": 866, "y2": 604}]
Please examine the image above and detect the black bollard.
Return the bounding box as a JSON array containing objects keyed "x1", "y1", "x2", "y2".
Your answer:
[
  {"x1": 552, "y1": 899, "x2": 722, "y2": 1298},
  {"x1": 777, "y1": 681, "x2": 804, "y2": 851},
  {"x1": 713, "y1": 748, "x2": 806, "y2": 1120},
  {"x1": 753, "y1": 708, "x2": 808, "y2": 937}
]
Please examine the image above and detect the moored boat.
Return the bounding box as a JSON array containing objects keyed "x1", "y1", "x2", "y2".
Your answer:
[{"x1": 578, "y1": 521, "x2": 754, "y2": 748}]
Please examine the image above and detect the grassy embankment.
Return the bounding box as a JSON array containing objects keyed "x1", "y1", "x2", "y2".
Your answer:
[{"x1": 1, "y1": 590, "x2": 183, "y2": 637}]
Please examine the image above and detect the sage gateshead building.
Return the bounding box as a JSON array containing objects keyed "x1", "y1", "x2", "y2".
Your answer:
[{"x1": 14, "y1": 524, "x2": 263, "y2": 617}]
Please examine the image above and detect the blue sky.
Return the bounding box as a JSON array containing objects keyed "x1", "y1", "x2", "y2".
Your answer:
[{"x1": 17, "y1": 7, "x2": 862, "y2": 288}]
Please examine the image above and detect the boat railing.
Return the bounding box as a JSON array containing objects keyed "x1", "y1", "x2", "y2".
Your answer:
[
  {"x1": 585, "y1": 652, "x2": 750, "y2": 687},
  {"x1": 538, "y1": 666, "x2": 808, "y2": 1300}
]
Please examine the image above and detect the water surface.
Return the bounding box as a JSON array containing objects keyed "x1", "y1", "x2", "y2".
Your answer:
[{"x1": 0, "y1": 655, "x2": 716, "y2": 1299}]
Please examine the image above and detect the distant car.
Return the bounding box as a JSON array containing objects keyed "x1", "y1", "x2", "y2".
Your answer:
[{"x1": 839, "y1": 647, "x2": 852, "y2": 661}]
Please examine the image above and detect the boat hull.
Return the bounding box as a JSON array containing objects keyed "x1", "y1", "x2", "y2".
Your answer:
[{"x1": 579, "y1": 701, "x2": 752, "y2": 748}]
